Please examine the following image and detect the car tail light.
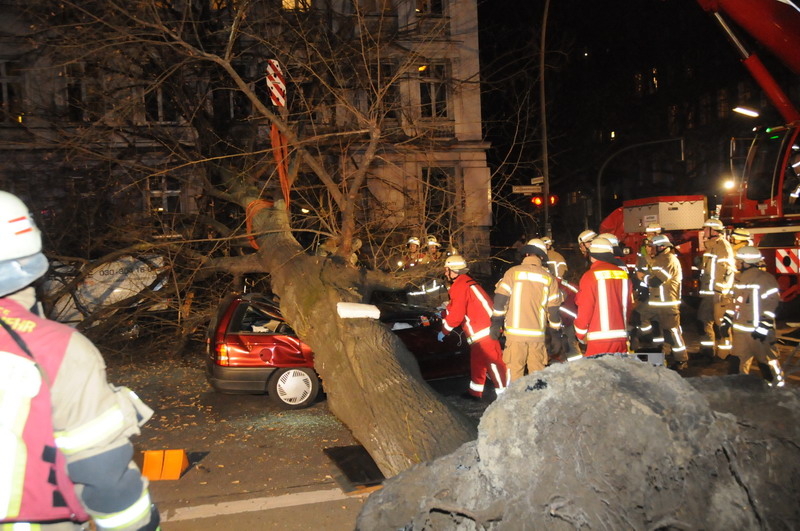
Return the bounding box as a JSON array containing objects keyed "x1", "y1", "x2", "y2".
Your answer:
[{"x1": 215, "y1": 343, "x2": 230, "y2": 366}]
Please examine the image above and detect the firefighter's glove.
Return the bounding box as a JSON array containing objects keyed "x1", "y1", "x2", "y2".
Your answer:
[
  {"x1": 719, "y1": 313, "x2": 733, "y2": 337},
  {"x1": 490, "y1": 318, "x2": 504, "y2": 341},
  {"x1": 751, "y1": 325, "x2": 769, "y2": 342},
  {"x1": 636, "y1": 284, "x2": 650, "y2": 302},
  {"x1": 436, "y1": 331, "x2": 445, "y2": 342},
  {"x1": 752, "y1": 316, "x2": 774, "y2": 342}
]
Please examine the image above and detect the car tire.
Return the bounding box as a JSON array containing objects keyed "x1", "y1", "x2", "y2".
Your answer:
[{"x1": 268, "y1": 367, "x2": 320, "y2": 409}]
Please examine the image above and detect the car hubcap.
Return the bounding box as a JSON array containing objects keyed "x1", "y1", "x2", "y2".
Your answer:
[{"x1": 276, "y1": 370, "x2": 312, "y2": 404}]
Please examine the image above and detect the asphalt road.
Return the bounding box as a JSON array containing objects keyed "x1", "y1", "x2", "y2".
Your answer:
[{"x1": 104, "y1": 311, "x2": 799, "y2": 530}]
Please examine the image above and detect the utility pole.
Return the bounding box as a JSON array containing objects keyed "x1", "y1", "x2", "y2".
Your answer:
[{"x1": 540, "y1": 0, "x2": 551, "y2": 236}]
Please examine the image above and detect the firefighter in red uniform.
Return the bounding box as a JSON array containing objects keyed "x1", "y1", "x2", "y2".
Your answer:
[
  {"x1": 439, "y1": 255, "x2": 509, "y2": 399},
  {"x1": 573, "y1": 237, "x2": 634, "y2": 356},
  {"x1": 0, "y1": 191, "x2": 160, "y2": 531}
]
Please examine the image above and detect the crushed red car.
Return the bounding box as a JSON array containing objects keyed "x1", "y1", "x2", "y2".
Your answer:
[{"x1": 205, "y1": 293, "x2": 469, "y2": 409}]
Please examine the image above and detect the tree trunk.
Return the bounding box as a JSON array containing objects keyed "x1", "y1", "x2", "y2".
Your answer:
[{"x1": 251, "y1": 199, "x2": 476, "y2": 476}]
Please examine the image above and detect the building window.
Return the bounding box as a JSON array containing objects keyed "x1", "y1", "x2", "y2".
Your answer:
[
  {"x1": 145, "y1": 87, "x2": 178, "y2": 123},
  {"x1": 419, "y1": 63, "x2": 448, "y2": 119},
  {"x1": 147, "y1": 175, "x2": 182, "y2": 215},
  {"x1": 60, "y1": 63, "x2": 87, "y2": 122},
  {"x1": 283, "y1": 0, "x2": 311, "y2": 10},
  {"x1": 0, "y1": 60, "x2": 24, "y2": 123},
  {"x1": 416, "y1": 0, "x2": 443, "y2": 15},
  {"x1": 422, "y1": 166, "x2": 455, "y2": 239},
  {"x1": 370, "y1": 62, "x2": 399, "y2": 120},
  {"x1": 717, "y1": 88, "x2": 729, "y2": 119}
]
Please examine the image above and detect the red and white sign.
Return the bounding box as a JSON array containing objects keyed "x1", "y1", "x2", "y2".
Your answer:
[
  {"x1": 775, "y1": 248, "x2": 800, "y2": 273},
  {"x1": 265, "y1": 59, "x2": 285, "y2": 107}
]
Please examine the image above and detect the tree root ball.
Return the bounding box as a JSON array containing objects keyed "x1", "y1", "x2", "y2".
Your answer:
[{"x1": 357, "y1": 356, "x2": 800, "y2": 530}]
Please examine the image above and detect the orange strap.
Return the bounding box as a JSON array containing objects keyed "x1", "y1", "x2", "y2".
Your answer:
[
  {"x1": 245, "y1": 199, "x2": 273, "y2": 250},
  {"x1": 270, "y1": 124, "x2": 290, "y2": 211}
]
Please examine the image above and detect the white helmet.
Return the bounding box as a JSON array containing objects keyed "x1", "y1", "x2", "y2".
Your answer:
[
  {"x1": 735, "y1": 246, "x2": 762, "y2": 264},
  {"x1": 521, "y1": 238, "x2": 548, "y2": 260},
  {"x1": 577, "y1": 230, "x2": 596, "y2": 245},
  {"x1": 542, "y1": 236, "x2": 553, "y2": 247},
  {"x1": 407, "y1": 236, "x2": 421, "y2": 246},
  {"x1": 0, "y1": 191, "x2": 49, "y2": 297},
  {"x1": 444, "y1": 254, "x2": 468, "y2": 273},
  {"x1": 649, "y1": 234, "x2": 673, "y2": 248},
  {"x1": 597, "y1": 232, "x2": 619, "y2": 247},
  {"x1": 426, "y1": 235, "x2": 441, "y2": 247},
  {"x1": 730, "y1": 228, "x2": 751, "y2": 242},
  {"x1": 589, "y1": 237, "x2": 614, "y2": 255},
  {"x1": 645, "y1": 222, "x2": 662, "y2": 234},
  {"x1": 703, "y1": 218, "x2": 725, "y2": 232}
]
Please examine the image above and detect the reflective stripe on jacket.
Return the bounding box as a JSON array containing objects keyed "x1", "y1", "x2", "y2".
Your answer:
[
  {"x1": 443, "y1": 274, "x2": 494, "y2": 344},
  {"x1": 493, "y1": 256, "x2": 563, "y2": 341},
  {"x1": 644, "y1": 248, "x2": 682, "y2": 309},
  {"x1": 699, "y1": 237, "x2": 734, "y2": 295},
  {"x1": 730, "y1": 267, "x2": 780, "y2": 333},
  {"x1": 574, "y1": 261, "x2": 633, "y2": 343}
]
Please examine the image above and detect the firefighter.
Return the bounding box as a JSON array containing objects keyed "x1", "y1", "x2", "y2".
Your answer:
[
  {"x1": 697, "y1": 218, "x2": 735, "y2": 360},
  {"x1": 439, "y1": 254, "x2": 509, "y2": 399},
  {"x1": 641, "y1": 234, "x2": 689, "y2": 370},
  {"x1": 0, "y1": 191, "x2": 160, "y2": 531},
  {"x1": 542, "y1": 236, "x2": 568, "y2": 280},
  {"x1": 573, "y1": 237, "x2": 635, "y2": 357},
  {"x1": 730, "y1": 227, "x2": 753, "y2": 253},
  {"x1": 420, "y1": 234, "x2": 443, "y2": 264},
  {"x1": 720, "y1": 246, "x2": 785, "y2": 386},
  {"x1": 490, "y1": 238, "x2": 563, "y2": 381},
  {"x1": 632, "y1": 223, "x2": 661, "y2": 350},
  {"x1": 398, "y1": 236, "x2": 423, "y2": 270},
  {"x1": 577, "y1": 230, "x2": 597, "y2": 258}
]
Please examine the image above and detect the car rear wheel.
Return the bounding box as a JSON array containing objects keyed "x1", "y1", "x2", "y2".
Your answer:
[{"x1": 268, "y1": 367, "x2": 320, "y2": 409}]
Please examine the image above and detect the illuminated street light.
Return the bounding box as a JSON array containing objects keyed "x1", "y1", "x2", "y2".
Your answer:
[
  {"x1": 733, "y1": 106, "x2": 760, "y2": 118},
  {"x1": 723, "y1": 178, "x2": 736, "y2": 190}
]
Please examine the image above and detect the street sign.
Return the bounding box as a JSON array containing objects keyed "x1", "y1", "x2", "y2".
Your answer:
[
  {"x1": 266, "y1": 59, "x2": 286, "y2": 107},
  {"x1": 512, "y1": 185, "x2": 543, "y2": 194},
  {"x1": 531, "y1": 176, "x2": 544, "y2": 185}
]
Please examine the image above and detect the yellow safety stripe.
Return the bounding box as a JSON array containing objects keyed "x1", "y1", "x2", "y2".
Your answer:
[
  {"x1": 593, "y1": 269, "x2": 628, "y2": 280},
  {"x1": 93, "y1": 489, "x2": 152, "y2": 530},
  {"x1": 1, "y1": 524, "x2": 41, "y2": 530},
  {"x1": 54, "y1": 405, "x2": 124, "y2": 455}
]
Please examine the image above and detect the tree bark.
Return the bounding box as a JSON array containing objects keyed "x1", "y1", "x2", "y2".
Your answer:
[{"x1": 250, "y1": 198, "x2": 476, "y2": 476}]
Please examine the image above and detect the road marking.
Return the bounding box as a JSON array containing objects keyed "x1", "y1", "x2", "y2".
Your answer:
[{"x1": 163, "y1": 488, "x2": 363, "y2": 522}]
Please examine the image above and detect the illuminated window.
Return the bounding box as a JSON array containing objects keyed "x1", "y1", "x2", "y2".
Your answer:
[
  {"x1": 147, "y1": 174, "x2": 182, "y2": 215},
  {"x1": 283, "y1": 0, "x2": 310, "y2": 10},
  {"x1": 0, "y1": 60, "x2": 24, "y2": 123}
]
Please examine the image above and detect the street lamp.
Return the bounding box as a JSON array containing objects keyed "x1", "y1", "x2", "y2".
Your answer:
[
  {"x1": 723, "y1": 178, "x2": 736, "y2": 190},
  {"x1": 596, "y1": 137, "x2": 685, "y2": 226},
  {"x1": 733, "y1": 106, "x2": 760, "y2": 118}
]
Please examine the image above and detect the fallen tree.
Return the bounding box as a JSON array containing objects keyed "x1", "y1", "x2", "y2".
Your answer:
[{"x1": 358, "y1": 357, "x2": 800, "y2": 529}]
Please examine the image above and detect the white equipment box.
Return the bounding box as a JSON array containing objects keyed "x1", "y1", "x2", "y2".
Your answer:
[{"x1": 623, "y1": 195, "x2": 707, "y2": 233}]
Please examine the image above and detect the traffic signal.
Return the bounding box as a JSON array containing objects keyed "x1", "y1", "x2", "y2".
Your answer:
[{"x1": 531, "y1": 194, "x2": 557, "y2": 207}]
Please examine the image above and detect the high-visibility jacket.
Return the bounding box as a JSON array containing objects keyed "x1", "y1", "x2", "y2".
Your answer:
[
  {"x1": 644, "y1": 248, "x2": 682, "y2": 312},
  {"x1": 699, "y1": 236, "x2": 734, "y2": 295},
  {"x1": 0, "y1": 291, "x2": 158, "y2": 531},
  {"x1": 574, "y1": 260, "x2": 634, "y2": 344},
  {"x1": 729, "y1": 267, "x2": 780, "y2": 333},
  {"x1": 546, "y1": 249, "x2": 568, "y2": 280},
  {"x1": 492, "y1": 256, "x2": 563, "y2": 342},
  {"x1": 442, "y1": 274, "x2": 494, "y2": 344},
  {"x1": 558, "y1": 278, "x2": 579, "y2": 327}
]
